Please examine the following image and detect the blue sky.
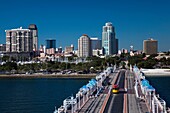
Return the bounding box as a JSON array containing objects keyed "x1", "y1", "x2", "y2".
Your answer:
[{"x1": 0, "y1": 0, "x2": 170, "y2": 51}]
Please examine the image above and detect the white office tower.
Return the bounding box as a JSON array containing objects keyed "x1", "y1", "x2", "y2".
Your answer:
[{"x1": 102, "y1": 22, "x2": 118, "y2": 55}]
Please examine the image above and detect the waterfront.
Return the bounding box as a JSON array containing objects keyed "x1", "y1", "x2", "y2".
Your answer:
[
  {"x1": 146, "y1": 76, "x2": 170, "y2": 107},
  {"x1": 0, "y1": 78, "x2": 89, "y2": 113},
  {"x1": 0, "y1": 74, "x2": 96, "y2": 79},
  {"x1": 0, "y1": 75, "x2": 170, "y2": 113}
]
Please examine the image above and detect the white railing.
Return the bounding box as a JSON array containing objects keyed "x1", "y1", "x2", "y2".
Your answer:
[
  {"x1": 133, "y1": 66, "x2": 167, "y2": 113},
  {"x1": 54, "y1": 66, "x2": 115, "y2": 113}
]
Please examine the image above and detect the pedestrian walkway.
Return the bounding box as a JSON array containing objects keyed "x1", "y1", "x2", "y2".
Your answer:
[{"x1": 127, "y1": 70, "x2": 150, "y2": 113}]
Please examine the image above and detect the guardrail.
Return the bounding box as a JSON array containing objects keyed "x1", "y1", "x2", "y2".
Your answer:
[
  {"x1": 133, "y1": 66, "x2": 168, "y2": 113},
  {"x1": 54, "y1": 66, "x2": 116, "y2": 113}
]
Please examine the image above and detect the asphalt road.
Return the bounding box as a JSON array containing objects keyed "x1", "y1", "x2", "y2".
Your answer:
[{"x1": 104, "y1": 70, "x2": 125, "y2": 113}]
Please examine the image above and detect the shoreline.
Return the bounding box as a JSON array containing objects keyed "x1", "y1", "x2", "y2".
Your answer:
[
  {"x1": 141, "y1": 68, "x2": 170, "y2": 76},
  {"x1": 0, "y1": 74, "x2": 96, "y2": 79},
  {"x1": 144, "y1": 74, "x2": 170, "y2": 77}
]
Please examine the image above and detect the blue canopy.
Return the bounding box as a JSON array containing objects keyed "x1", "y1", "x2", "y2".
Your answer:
[
  {"x1": 89, "y1": 81, "x2": 96, "y2": 86},
  {"x1": 82, "y1": 85, "x2": 87, "y2": 88},
  {"x1": 80, "y1": 85, "x2": 88, "y2": 91},
  {"x1": 141, "y1": 79, "x2": 150, "y2": 87},
  {"x1": 91, "y1": 79, "x2": 96, "y2": 82},
  {"x1": 146, "y1": 85, "x2": 155, "y2": 91},
  {"x1": 86, "y1": 83, "x2": 94, "y2": 88}
]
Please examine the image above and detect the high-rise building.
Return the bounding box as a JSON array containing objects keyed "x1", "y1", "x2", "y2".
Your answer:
[
  {"x1": 46, "y1": 39, "x2": 56, "y2": 49},
  {"x1": 46, "y1": 39, "x2": 56, "y2": 55},
  {"x1": 28, "y1": 24, "x2": 38, "y2": 51},
  {"x1": 78, "y1": 34, "x2": 91, "y2": 57},
  {"x1": 143, "y1": 38, "x2": 158, "y2": 55},
  {"x1": 90, "y1": 38, "x2": 103, "y2": 56},
  {"x1": 5, "y1": 27, "x2": 33, "y2": 52},
  {"x1": 90, "y1": 38, "x2": 102, "y2": 50},
  {"x1": 102, "y1": 22, "x2": 118, "y2": 55}
]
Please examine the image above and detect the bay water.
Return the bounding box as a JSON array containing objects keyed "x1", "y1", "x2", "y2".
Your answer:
[
  {"x1": 146, "y1": 76, "x2": 170, "y2": 107},
  {"x1": 0, "y1": 76, "x2": 170, "y2": 113},
  {"x1": 0, "y1": 78, "x2": 89, "y2": 113}
]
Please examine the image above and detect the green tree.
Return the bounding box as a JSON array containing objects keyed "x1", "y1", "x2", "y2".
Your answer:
[
  {"x1": 159, "y1": 57, "x2": 167, "y2": 66},
  {"x1": 167, "y1": 58, "x2": 170, "y2": 65},
  {"x1": 121, "y1": 61, "x2": 126, "y2": 69},
  {"x1": 2, "y1": 56, "x2": 10, "y2": 62},
  {"x1": 3, "y1": 62, "x2": 17, "y2": 71},
  {"x1": 59, "y1": 62, "x2": 67, "y2": 70}
]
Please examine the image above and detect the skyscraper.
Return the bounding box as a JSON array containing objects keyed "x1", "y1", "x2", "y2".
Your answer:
[
  {"x1": 78, "y1": 34, "x2": 91, "y2": 57},
  {"x1": 102, "y1": 22, "x2": 118, "y2": 55},
  {"x1": 5, "y1": 27, "x2": 33, "y2": 52},
  {"x1": 90, "y1": 38, "x2": 102, "y2": 50},
  {"x1": 46, "y1": 39, "x2": 56, "y2": 49},
  {"x1": 143, "y1": 38, "x2": 158, "y2": 55},
  {"x1": 28, "y1": 24, "x2": 38, "y2": 51},
  {"x1": 46, "y1": 39, "x2": 56, "y2": 55}
]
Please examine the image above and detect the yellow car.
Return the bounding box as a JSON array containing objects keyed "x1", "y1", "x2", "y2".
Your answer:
[{"x1": 112, "y1": 84, "x2": 119, "y2": 94}]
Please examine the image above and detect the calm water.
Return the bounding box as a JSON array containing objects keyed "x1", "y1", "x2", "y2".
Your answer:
[
  {"x1": 0, "y1": 76, "x2": 170, "y2": 113},
  {"x1": 0, "y1": 78, "x2": 89, "y2": 113},
  {"x1": 146, "y1": 76, "x2": 170, "y2": 107}
]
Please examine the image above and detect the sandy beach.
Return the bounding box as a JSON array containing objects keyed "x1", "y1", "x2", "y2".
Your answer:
[{"x1": 141, "y1": 69, "x2": 170, "y2": 76}]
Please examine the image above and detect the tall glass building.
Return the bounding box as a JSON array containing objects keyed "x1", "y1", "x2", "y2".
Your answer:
[
  {"x1": 90, "y1": 38, "x2": 102, "y2": 50},
  {"x1": 46, "y1": 39, "x2": 56, "y2": 49},
  {"x1": 102, "y1": 22, "x2": 118, "y2": 55}
]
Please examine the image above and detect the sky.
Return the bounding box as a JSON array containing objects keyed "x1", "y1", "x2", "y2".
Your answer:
[{"x1": 0, "y1": 0, "x2": 170, "y2": 51}]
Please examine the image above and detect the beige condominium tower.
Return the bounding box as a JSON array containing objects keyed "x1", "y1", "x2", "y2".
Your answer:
[
  {"x1": 78, "y1": 34, "x2": 91, "y2": 57},
  {"x1": 5, "y1": 27, "x2": 33, "y2": 53},
  {"x1": 143, "y1": 38, "x2": 158, "y2": 55}
]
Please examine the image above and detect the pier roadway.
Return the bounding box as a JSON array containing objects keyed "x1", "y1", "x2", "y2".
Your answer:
[
  {"x1": 103, "y1": 69, "x2": 150, "y2": 113},
  {"x1": 104, "y1": 70, "x2": 125, "y2": 113},
  {"x1": 78, "y1": 70, "x2": 119, "y2": 113}
]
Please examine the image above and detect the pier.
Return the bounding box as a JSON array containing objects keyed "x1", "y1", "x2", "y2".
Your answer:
[{"x1": 53, "y1": 66, "x2": 169, "y2": 113}]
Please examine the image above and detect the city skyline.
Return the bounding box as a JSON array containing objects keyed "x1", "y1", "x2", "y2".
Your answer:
[{"x1": 0, "y1": 0, "x2": 170, "y2": 51}]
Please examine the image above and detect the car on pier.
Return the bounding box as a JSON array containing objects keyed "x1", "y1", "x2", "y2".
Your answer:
[{"x1": 112, "y1": 84, "x2": 119, "y2": 94}]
